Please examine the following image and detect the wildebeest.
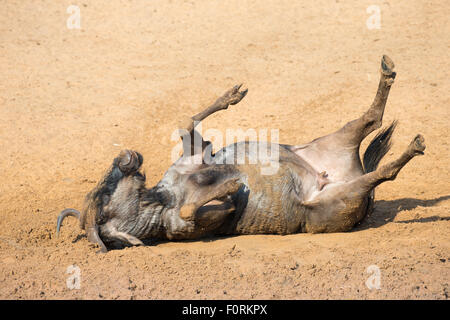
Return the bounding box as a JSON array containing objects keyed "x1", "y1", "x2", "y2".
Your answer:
[{"x1": 57, "y1": 55, "x2": 426, "y2": 252}]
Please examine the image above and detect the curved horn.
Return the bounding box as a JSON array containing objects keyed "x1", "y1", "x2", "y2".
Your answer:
[
  {"x1": 87, "y1": 225, "x2": 108, "y2": 253},
  {"x1": 56, "y1": 208, "x2": 81, "y2": 236}
]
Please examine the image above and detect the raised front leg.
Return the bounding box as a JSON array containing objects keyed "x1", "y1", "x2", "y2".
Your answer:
[
  {"x1": 179, "y1": 177, "x2": 241, "y2": 221},
  {"x1": 178, "y1": 84, "x2": 248, "y2": 157},
  {"x1": 163, "y1": 178, "x2": 240, "y2": 240},
  {"x1": 162, "y1": 165, "x2": 242, "y2": 240}
]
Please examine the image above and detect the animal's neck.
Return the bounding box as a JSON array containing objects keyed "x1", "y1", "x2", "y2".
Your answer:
[{"x1": 118, "y1": 185, "x2": 173, "y2": 239}]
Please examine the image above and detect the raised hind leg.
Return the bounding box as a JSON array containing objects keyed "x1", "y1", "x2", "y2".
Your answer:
[
  {"x1": 303, "y1": 134, "x2": 426, "y2": 233},
  {"x1": 330, "y1": 55, "x2": 397, "y2": 146},
  {"x1": 293, "y1": 55, "x2": 397, "y2": 181},
  {"x1": 345, "y1": 134, "x2": 425, "y2": 193}
]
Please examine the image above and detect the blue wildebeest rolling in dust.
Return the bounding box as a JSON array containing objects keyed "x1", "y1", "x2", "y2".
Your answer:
[{"x1": 57, "y1": 55, "x2": 426, "y2": 252}]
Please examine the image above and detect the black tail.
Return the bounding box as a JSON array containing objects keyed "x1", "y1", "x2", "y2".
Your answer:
[
  {"x1": 361, "y1": 121, "x2": 397, "y2": 222},
  {"x1": 363, "y1": 120, "x2": 397, "y2": 173}
]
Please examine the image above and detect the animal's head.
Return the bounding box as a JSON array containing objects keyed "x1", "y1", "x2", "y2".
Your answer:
[{"x1": 56, "y1": 150, "x2": 145, "y2": 252}]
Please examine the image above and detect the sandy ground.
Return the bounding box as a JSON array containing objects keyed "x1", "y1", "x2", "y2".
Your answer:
[{"x1": 0, "y1": 0, "x2": 449, "y2": 300}]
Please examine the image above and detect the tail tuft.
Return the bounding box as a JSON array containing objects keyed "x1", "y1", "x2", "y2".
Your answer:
[
  {"x1": 363, "y1": 120, "x2": 397, "y2": 173},
  {"x1": 360, "y1": 121, "x2": 397, "y2": 223}
]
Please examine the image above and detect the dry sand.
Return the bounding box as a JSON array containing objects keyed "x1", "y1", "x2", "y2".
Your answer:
[{"x1": 0, "y1": 0, "x2": 449, "y2": 299}]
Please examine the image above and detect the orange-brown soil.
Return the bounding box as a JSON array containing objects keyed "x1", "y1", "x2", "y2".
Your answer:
[{"x1": 0, "y1": 0, "x2": 448, "y2": 299}]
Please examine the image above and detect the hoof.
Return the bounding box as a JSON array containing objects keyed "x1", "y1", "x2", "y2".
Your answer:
[
  {"x1": 381, "y1": 55, "x2": 395, "y2": 76},
  {"x1": 219, "y1": 84, "x2": 248, "y2": 107},
  {"x1": 409, "y1": 134, "x2": 426, "y2": 156}
]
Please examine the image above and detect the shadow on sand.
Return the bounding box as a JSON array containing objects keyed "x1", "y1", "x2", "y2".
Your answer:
[
  {"x1": 356, "y1": 195, "x2": 450, "y2": 230},
  {"x1": 72, "y1": 195, "x2": 450, "y2": 249}
]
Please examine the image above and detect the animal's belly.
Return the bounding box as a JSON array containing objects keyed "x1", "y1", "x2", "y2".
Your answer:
[
  {"x1": 212, "y1": 141, "x2": 319, "y2": 235},
  {"x1": 220, "y1": 163, "x2": 308, "y2": 235}
]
